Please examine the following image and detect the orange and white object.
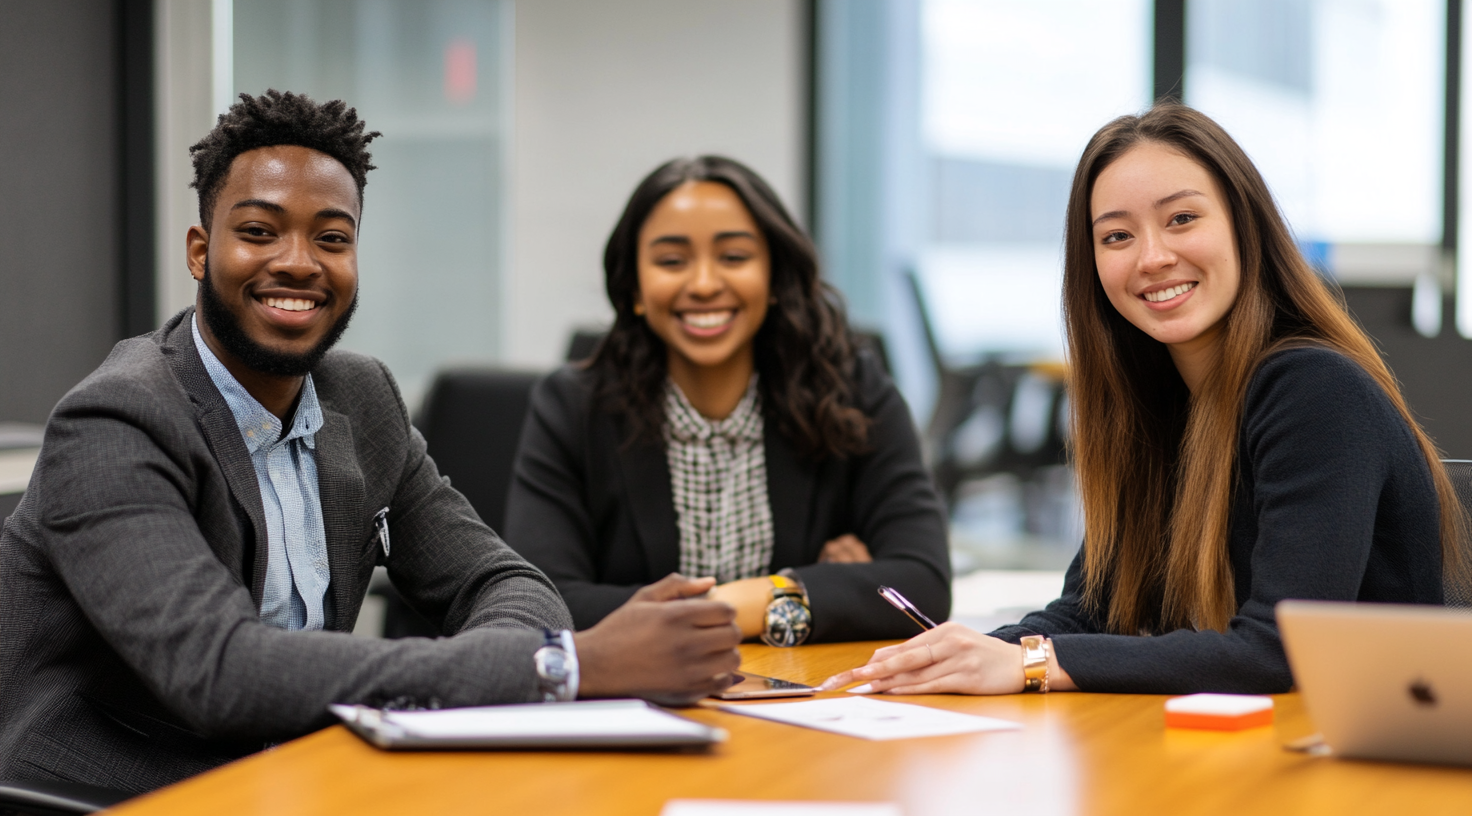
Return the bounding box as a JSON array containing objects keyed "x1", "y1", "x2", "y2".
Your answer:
[{"x1": 1164, "y1": 694, "x2": 1274, "y2": 731}]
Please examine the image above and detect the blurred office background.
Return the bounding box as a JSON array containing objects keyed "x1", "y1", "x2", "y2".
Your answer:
[{"x1": 5, "y1": 0, "x2": 1472, "y2": 622}]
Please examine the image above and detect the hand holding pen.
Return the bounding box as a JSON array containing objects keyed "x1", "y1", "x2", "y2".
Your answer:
[{"x1": 816, "y1": 586, "x2": 1077, "y2": 695}]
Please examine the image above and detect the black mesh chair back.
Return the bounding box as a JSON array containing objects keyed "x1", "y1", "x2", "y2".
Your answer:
[
  {"x1": 850, "y1": 330, "x2": 892, "y2": 378},
  {"x1": 414, "y1": 369, "x2": 542, "y2": 534},
  {"x1": 566, "y1": 329, "x2": 604, "y2": 363},
  {"x1": 1441, "y1": 459, "x2": 1472, "y2": 608},
  {"x1": 372, "y1": 369, "x2": 542, "y2": 639}
]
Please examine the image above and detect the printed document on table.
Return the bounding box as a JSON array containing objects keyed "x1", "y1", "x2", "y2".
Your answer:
[{"x1": 718, "y1": 697, "x2": 1021, "y2": 740}]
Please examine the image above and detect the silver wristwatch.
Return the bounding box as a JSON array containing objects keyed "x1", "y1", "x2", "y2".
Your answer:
[{"x1": 533, "y1": 629, "x2": 580, "y2": 702}]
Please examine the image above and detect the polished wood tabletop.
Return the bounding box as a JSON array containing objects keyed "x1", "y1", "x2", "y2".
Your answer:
[{"x1": 104, "y1": 640, "x2": 1472, "y2": 816}]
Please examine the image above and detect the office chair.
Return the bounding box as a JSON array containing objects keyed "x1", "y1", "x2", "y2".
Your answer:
[
  {"x1": 1441, "y1": 459, "x2": 1472, "y2": 608},
  {"x1": 905, "y1": 270, "x2": 1069, "y2": 508},
  {"x1": 851, "y1": 330, "x2": 892, "y2": 377},
  {"x1": 565, "y1": 328, "x2": 604, "y2": 363},
  {"x1": 0, "y1": 779, "x2": 133, "y2": 815},
  {"x1": 414, "y1": 368, "x2": 543, "y2": 534},
  {"x1": 367, "y1": 368, "x2": 544, "y2": 638}
]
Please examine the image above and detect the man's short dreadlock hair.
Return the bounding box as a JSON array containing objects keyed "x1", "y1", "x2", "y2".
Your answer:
[{"x1": 189, "y1": 89, "x2": 381, "y2": 229}]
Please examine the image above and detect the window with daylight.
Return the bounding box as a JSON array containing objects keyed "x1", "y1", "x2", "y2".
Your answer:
[{"x1": 1186, "y1": 0, "x2": 1446, "y2": 293}]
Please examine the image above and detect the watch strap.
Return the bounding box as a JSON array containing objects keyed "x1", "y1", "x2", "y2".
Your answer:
[{"x1": 770, "y1": 573, "x2": 805, "y2": 598}]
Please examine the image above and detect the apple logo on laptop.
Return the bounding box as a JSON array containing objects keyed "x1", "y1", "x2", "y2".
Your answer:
[{"x1": 1409, "y1": 679, "x2": 1437, "y2": 707}]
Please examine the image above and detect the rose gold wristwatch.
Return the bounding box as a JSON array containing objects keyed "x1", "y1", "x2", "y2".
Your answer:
[{"x1": 1020, "y1": 635, "x2": 1051, "y2": 693}]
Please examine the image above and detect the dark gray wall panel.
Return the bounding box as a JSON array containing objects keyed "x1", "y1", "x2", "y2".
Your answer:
[{"x1": 0, "y1": 0, "x2": 121, "y2": 423}]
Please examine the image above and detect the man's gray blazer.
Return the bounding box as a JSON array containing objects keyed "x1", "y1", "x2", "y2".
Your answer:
[{"x1": 0, "y1": 309, "x2": 573, "y2": 793}]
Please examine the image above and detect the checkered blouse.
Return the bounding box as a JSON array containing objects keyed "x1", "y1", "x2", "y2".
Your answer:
[{"x1": 663, "y1": 377, "x2": 775, "y2": 583}]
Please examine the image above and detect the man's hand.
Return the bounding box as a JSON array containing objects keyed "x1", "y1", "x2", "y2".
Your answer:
[
  {"x1": 819, "y1": 534, "x2": 872, "y2": 563},
  {"x1": 574, "y1": 574, "x2": 742, "y2": 705}
]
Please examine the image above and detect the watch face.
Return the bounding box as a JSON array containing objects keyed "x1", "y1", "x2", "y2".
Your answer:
[
  {"x1": 762, "y1": 597, "x2": 812, "y2": 647},
  {"x1": 535, "y1": 646, "x2": 570, "y2": 684}
]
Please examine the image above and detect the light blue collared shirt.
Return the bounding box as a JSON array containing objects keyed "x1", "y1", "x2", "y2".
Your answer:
[{"x1": 193, "y1": 316, "x2": 330, "y2": 631}]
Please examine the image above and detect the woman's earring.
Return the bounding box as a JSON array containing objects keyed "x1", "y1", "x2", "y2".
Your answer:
[{"x1": 633, "y1": 303, "x2": 646, "y2": 316}]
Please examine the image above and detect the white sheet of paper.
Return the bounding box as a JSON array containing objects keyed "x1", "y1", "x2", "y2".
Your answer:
[
  {"x1": 661, "y1": 801, "x2": 901, "y2": 816},
  {"x1": 719, "y1": 696, "x2": 1021, "y2": 740}
]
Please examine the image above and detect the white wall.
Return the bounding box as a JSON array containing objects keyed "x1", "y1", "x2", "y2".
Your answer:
[{"x1": 506, "y1": 0, "x2": 808, "y2": 367}]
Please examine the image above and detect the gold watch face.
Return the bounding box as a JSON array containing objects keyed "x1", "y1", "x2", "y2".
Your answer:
[{"x1": 761, "y1": 597, "x2": 812, "y2": 647}]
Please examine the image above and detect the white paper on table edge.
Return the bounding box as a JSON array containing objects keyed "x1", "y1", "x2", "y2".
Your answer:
[{"x1": 719, "y1": 696, "x2": 1021, "y2": 740}]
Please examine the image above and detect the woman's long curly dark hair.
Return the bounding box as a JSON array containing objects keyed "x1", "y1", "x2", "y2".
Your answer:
[{"x1": 590, "y1": 155, "x2": 870, "y2": 459}]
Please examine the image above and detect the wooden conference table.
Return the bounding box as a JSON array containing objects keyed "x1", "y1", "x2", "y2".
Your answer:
[{"x1": 105, "y1": 641, "x2": 1472, "y2": 816}]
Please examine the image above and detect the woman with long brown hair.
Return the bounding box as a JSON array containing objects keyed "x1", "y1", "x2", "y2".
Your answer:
[
  {"x1": 506, "y1": 155, "x2": 950, "y2": 645},
  {"x1": 822, "y1": 104, "x2": 1463, "y2": 695}
]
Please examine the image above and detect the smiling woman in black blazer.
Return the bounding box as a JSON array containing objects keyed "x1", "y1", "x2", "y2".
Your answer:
[{"x1": 505, "y1": 156, "x2": 950, "y2": 644}]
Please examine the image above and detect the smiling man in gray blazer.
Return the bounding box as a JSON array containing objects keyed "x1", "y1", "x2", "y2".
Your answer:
[{"x1": 0, "y1": 91, "x2": 740, "y2": 794}]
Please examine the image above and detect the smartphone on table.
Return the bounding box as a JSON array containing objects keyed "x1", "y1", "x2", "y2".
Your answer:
[{"x1": 712, "y1": 672, "x2": 817, "y2": 700}]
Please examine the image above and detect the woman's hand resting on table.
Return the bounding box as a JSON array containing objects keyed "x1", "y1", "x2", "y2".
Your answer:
[
  {"x1": 706, "y1": 577, "x2": 771, "y2": 638},
  {"x1": 706, "y1": 535, "x2": 875, "y2": 639},
  {"x1": 816, "y1": 622, "x2": 1077, "y2": 695}
]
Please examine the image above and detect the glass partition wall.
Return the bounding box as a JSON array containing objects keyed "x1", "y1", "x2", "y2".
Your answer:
[
  {"x1": 920, "y1": 0, "x2": 1150, "y2": 569},
  {"x1": 816, "y1": 0, "x2": 1149, "y2": 570},
  {"x1": 228, "y1": 0, "x2": 512, "y2": 409},
  {"x1": 920, "y1": 0, "x2": 1152, "y2": 362}
]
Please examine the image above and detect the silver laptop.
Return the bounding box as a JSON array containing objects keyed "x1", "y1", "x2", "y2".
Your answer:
[{"x1": 1277, "y1": 600, "x2": 1472, "y2": 765}]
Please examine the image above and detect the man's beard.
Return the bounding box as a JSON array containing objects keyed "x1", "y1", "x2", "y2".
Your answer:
[{"x1": 198, "y1": 261, "x2": 358, "y2": 377}]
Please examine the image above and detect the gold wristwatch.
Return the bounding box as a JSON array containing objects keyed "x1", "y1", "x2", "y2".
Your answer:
[
  {"x1": 761, "y1": 573, "x2": 812, "y2": 647},
  {"x1": 1020, "y1": 635, "x2": 1051, "y2": 693}
]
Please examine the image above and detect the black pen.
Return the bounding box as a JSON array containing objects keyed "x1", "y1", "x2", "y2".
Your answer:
[{"x1": 878, "y1": 585, "x2": 937, "y2": 632}]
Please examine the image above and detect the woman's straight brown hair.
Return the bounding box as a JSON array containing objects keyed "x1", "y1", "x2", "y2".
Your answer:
[{"x1": 1063, "y1": 103, "x2": 1469, "y2": 634}]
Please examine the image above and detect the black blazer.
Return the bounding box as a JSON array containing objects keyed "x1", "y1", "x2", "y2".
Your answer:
[
  {"x1": 0, "y1": 309, "x2": 570, "y2": 793},
  {"x1": 505, "y1": 353, "x2": 951, "y2": 641}
]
